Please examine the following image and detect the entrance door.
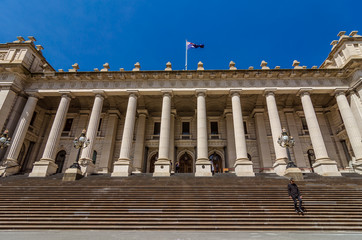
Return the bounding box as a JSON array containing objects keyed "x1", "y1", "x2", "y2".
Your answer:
[
  {"x1": 179, "y1": 152, "x2": 193, "y2": 173},
  {"x1": 20, "y1": 142, "x2": 35, "y2": 173},
  {"x1": 55, "y1": 150, "x2": 66, "y2": 173},
  {"x1": 209, "y1": 152, "x2": 222, "y2": 173},
  {"x1": 307, "y1": 149, "x2": 316, "y2": 172},
  {"x1": 149, "y1": 153, "x2": 158, "y2": 173}
]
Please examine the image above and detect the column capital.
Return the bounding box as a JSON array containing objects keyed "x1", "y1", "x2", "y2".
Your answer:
[
  {"x1": 250, "y1": 108, "x2": 265, "y2": 117},
  {"x1": 195, "y1": 89, "x2": 207, "y2": 97},
  {"x1": 127, "y1": 90, "x2": 139, "y2": 98},
  {"x1": 108, "y1": 109, "x2": 121, "y2": 118},
  {"x1": 58, "y1": 91, "x2": 74, "y2": 99},
  {"x1": 137, "y1": 109, "x2": 149, "y2": 117},
  {"x1": 333, "y1": 88, "x2": 348, "y2": 97},
  {"x1": 223, "y1": 109, "x2": 233, "y2": 116},
  {"x1": 171, "y1": 109, "x2": 177, "y2": 116},
  {"x1": 263, "y1": 88, "x2": 277, "y2": 96},
  {"x1": 25, "y1": 92, "x2": 42, "y2": 99},
  {"x1": 230, "y1": 89, "x2": 242, "y2": 97},
  {"x1": 92, "y1": 90, "x2": 107, "y2": 99},
  {"x1": 283, "y1": 108, "x2": 295, "y2": 114},
  {"x1": 161, "y1": 89, "x2": 173, "y2": 97},
  {"x1": 297, "y1": 88, "x2": 313, "y2": 96}
]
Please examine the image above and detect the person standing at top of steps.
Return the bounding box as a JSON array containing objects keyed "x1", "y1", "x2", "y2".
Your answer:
[{"x1": 288, "y1": 178, "x2": 304, "y2": 214}]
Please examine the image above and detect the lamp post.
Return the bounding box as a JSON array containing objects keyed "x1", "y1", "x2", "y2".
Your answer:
[
  {"x1": 277, "y1": 128, "x2": 297, "y2": 168},
  {"x1": 0, "y1": 130, "x2": 11, "y2": 149},
  {"x1": 70, "y1": 129, "x2": 90, "y2": 169}
]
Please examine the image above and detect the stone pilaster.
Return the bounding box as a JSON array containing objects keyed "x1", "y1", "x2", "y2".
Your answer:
[
  {"x1": 169, "y1": 110, "x2": 176, "y2": 173},
  {"x1": 0, "y1": 95, "x2": 38, "y2": 177},
  {"x1": 335, "y1": 91, "x2": 362, "y2": 173},
  {"x1": 350, "y1": 92, "x2": 362, "y2": 135},
  {"x1": 300, "y1": 90, "x2": 340, "y2": 176},
  {"x1": 265, "y1": 91, "x2": 288, "y2": 175},
  {"x1": 224, "y1": 109, "x2": 236, "y2": 170},
  {"x1": 195, "y1": 89, "x2": 212, "y2": 177},
  {"x1": 154, "y1": 91, "x2": 172, "y2": 177},
  {"x1": 253, "y1": 109, "x2": 273, "y2": 172},
  {"x1": 97, "y1": 110, "x2": 119, "y2": 174},
  {"x1": 29, "y1": 94, "x2": 71, "y2": 177},
  {"x1": 231, "y1": 90, "x2": 254, "y2": 176},
  {"x1": 132, "y1": 110, "x2": 148, "y2": 174},
  {"x1": 79, "y1": 93, "x2": 104, "y2": 176},
  {"x1": 112, "y1": 91, "x2": 138, "y2": 177}
]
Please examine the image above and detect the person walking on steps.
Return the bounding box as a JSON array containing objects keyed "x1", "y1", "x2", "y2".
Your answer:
[{"x1": 288, "y1": 178, "x2": 304, "y2": 214}]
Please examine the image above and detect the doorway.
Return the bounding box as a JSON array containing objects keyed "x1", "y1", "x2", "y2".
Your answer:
[
  {"x1": 149, "y1": 152, "x2": 158, "y2": 173},
  {"x1": 178, "y1": 152, "x2": 193, "y2": 173},
  {"x1": 209, "y1": 152, "x2": 222, "y2": 173},
  {"x1": 55, "y1": 150, "x2": 66, "y2": 173}
]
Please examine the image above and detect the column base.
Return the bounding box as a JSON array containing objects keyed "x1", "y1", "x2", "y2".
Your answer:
[
  {"x1": 29, "y1": 159, "x2": 58, "y2": 177},
  {"x1": 62, "y1": 168, "x2": 83, "y2": 181},
  {"x1": 312, "y1": 158, "x2": 342, "y2": 176},
  {"x1": 195, "y1": 158, "x2": 212, "y2": 177},
  {"x1": 354, "y1": 160, "x2": 362, "y2": 174},
  {"x1": 273, "y1": 158, "x2": 287, "y2": 176},
  {"x1": 0, "y1": 159, "x2": 20, "y2": 177},
  {"x1": 284, "y1": 167, "x2": 304, "y2": 181},
  {"x1": 79, "y1": 158, "x2": 96, "y2": 177},
  {"x1": 153, "y1": 159, "x2": 171, "y2": 177},
  {"x1": 111, "y1": 159, "x2": 131, "y2": 177},
  {"x1": 234, "y1": 158, "x2": 255, "y2": 177}
]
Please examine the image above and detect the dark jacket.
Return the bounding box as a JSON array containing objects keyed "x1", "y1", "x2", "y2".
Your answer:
[{"x1": 288, "y1": 183, "x2": 300, "y2": 197}]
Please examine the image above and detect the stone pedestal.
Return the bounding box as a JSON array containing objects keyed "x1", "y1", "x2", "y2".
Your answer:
[
  {"x1": 29, "y1": 160, "x2": 58, "y2": 177},
  {"x1": 355, "y1": 161, "x2": 362, "y2": 174},
  {"x1": 0, "y1": 160, "x2": 20, "y2": 177},
  {"x1": 112, "y1": 159, "x2": 131, "y2": 177},
  {"x1": 153, "y1": 159, "x2": 171, "y2": 177},
  {"x1": 312, "y1": 159, "x2": 342, "y2": 176},
  {"x1": 62, "y1": 168, "x2": 83, "y2": 181},
  {"x1": 273, "y1": 159, "x2": 287, "y2": 176},
  {"x1": 234, "y1": 159, "x2": 255, "y2": 177},
  {"x1": 284, "y1": 167, "x2": 304, "y2": 181},
  {"x1": 195, "y1": 159, "x2": 212, "y2": 177},
  {"x1": 79, "y1": 159, "x2": 96, "y2": 177}
]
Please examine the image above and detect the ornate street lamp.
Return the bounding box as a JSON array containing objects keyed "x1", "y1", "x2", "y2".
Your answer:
[
  {"x1": 70, "y1": 129, "x2": 90, "y2": 169},
  {"x1": 277, "y1": 128, "x2": 297, "y2": 168},
  {"x1": 0, "y1": 130, "x2": 11, "y2": 149}
]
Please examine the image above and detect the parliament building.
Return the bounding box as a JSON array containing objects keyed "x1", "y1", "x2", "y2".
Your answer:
[{"x1": 0, "y1": 31, "x2": 361, "y2": 179}]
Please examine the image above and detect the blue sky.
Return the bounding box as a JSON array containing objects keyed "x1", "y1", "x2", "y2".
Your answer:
[{"x1": 1, "y1": 0, "x2": 361, "y2": 71}]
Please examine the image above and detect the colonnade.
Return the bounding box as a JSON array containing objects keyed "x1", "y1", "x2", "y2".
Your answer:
[{"x1": 1, "y1": 88, "x2": 362, "y2": 177}]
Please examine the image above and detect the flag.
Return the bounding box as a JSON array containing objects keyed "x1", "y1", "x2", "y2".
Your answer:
[{"x1": 186, "y1": 41, "x2": 204, "y2": 49}]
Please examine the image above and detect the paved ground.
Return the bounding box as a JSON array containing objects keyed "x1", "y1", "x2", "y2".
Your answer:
[{"x1": 0, "y1": 231, "x2": 362, "y2": 240}]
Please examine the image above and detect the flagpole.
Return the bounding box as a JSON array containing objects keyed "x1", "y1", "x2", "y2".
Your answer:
[{"x1": 185, "y1": 40, "x2": 188, "y2": 70}]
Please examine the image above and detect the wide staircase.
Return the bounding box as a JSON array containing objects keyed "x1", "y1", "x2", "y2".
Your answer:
[{"x1": 0, "y1": 173, "x2": 361, "y2": 231}]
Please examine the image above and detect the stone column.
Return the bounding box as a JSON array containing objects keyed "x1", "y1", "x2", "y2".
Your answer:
[
  {"x1": 350, "y1": 92, "x2": 362, "y2": 135},
  {"x1": 97, "y1": 110, "x2": 120, "y2": 174},
  {"x1": 154, "y1": 91, "x2": 172, "y2": 177},
  {"x1": 169, "y1": 110, "x2": 176, "y2": 173},
  {"x1": 300, "y1": 90, "x2": 340, "y2": 176},
  {"x1": 132, "y1": 109, "x2": 148, "y2": 173},
  {"x1": 0, "y1": 87, "x2": 17, "y2": 131},
  {"x1": 0, "y1": 95, "x2": 38, "y2": 177},
  {"x1": 112, "y1": 91, "x2": 138, "y2": 177},
  {"x1": 253, "y1": 109, "x2": 273, "y2": 172},
  {"x1": 29, "y1": 94, "x2": 71, "y2": 177},
  {"x1": 224, "y1": 109, "x2": 236, "y2": 170},
  {"x1": 231, "y1": 91, "x2": 254, "y2": 176},
  {"x1": 77, "y1": 93, "x2": 104, "y2": 176},
  {"x1": 265, "y1": 91, "x2": 288, "y2": 175},
  {"x1": 335, "y1": 91, "x2": 362, "y2": 173},
  {"x1": 195, "y1": 89, "x2": 212, "y2": 177}
]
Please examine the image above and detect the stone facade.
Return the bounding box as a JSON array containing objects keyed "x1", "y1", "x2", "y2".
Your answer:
[{"x1": 0, "y1": 32, "x2": 362, "y2": 177}]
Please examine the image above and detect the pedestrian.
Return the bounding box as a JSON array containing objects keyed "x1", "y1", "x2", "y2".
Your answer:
[
  {"x1": 175, "y1": 161, "x2": 180, "y2": 173},
  {"x1": 288, "y1": 178, "x2": 304, "y2": 214}
]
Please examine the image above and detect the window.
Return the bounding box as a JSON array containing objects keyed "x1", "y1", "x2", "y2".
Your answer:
[
  {"x1": 301, "y1": 117, "x2": 308, "y2": 130},
  {"x1": 243, "y1": 121, "x2": 248, "y2": 134},
  {"x1": 30, "y1": 112, "x2": 37, "y2": 126},
  {"x1": 98, "y1": 118, "x2": 102, "y2": 131},
  {"x1": 153, "y1": 122, "x2": 161, "y2": 135},
  {"x1": 210, "y1": 122, "x2": 218, "y2": 134},
  {"x1": 182, "y1": 122, "x2": 190, "y2": 135},
  {"x1": 63, "y1": 119, "x2": 73, "y2": 132}
]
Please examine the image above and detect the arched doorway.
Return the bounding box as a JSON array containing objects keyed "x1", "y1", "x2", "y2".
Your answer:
[
  {"x1": 55, "y1": 150, "x2": 66, "y2": 173},
  {"x1": 307, "y1": 149, "x2": 316, "y2": 172},
  {"x1": 209, "y1": 152, "x2": 222, "y2": 173},
  {"x1": 149, "y1": 152, "x2": 158, "y2": 173},
  {"x1": 178, "y1": 152, "x2": 193, "y2": 173}
]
